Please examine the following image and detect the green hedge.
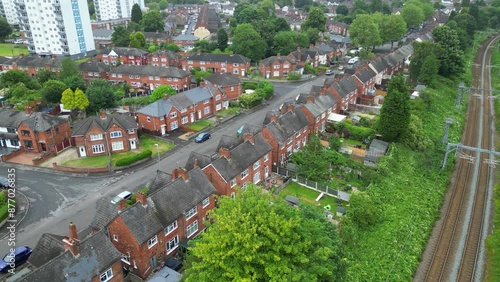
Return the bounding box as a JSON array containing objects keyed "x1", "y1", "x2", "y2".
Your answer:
[
  {"x1": 334, "y1": 122, "x2": 375, "y2": 142},
  {"x1": 115, "y1": 150, "x2": 152, "y2": 167},
  {"x1": 0, "y1": 193, "x2": 8, "y2": 222},
  {"x1": 242, "y1": 82, "x2": 258, "y2": 90}
]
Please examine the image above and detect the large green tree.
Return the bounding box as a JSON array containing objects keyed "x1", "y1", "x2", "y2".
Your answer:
[
  {"x1": 85, "y1": 79, "x2": 117, "y2": 113},
  {"x1": 401, "y1": 3, "x2": 425, "y2": 28},
  {"x1": 231, "y1": 24, "x2": 267, "y2": 62},
  {"x1": 301, "y1": 7, "x2": 327, "y2": 32},
  {"x1": 131, "y1": 3, "x2": 142, "y2": 23},
  {"x1": 373, "y1": 13, "x2": 407, "y2": 49},
  {"x1": 0, "y1": 70, "x2": 32, "y2": 88},
  {"x1": 42, "y1": 80, "x2": 68, "y2": 104},
  {"x1": 432, "y1": 25, "x2": 464, "y2": 78},
  {"x1": 112, "y1": 25, "x2": 131, "y2": 47},
  {"x1": 63, "y1": 75, "x2": 87, "y2": 91},
  {"x1": 182, "y1": 184, "x2": 346, "y2": 282},
  {"x1": 0, "y1": 17, "x2": 12, "y2": 39},
  {"x1": 349, "y1": 14, "x2": 381, "y2": 50},
  {"x1": 35, "y1": 69, "x2": 57, "y2": 84},
  {"x1": 59, "y1": 58, "x2": 80, "y2": 80},
  {"x1": 273, "y1": 31, "x2": 308, "y2": 55},
  {"x1": 60, "y1": 88, "x2": 89, "y2": 112},
  {"x1": 141, "y1": 10, "x2": 164, "y2": 32},
  {"x1": 408, "y1": 41, "x2": 440, "y2": 85},
  {"x1": 149, "y1": 85, "x2": 176, "y2": 102},
  {"x1": 129, "y1": 31, "x2": 146, "y2": 48},
  {"x1": 378, "y1": 75, "x2": 410, "y2": 142},
  {"x1": 216, "y1": 28, "x2": 228, "y2": 51},
  {"x1": 418, "y1": 53, "x2": 440, "y2": 86}
]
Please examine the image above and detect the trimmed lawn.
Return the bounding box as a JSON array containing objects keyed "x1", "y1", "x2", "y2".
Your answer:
[
  {"x1": 61, "y1": 135, "x2": 175, "y2": 168},
  {"x1": 278, "y1": 181, "x2": 339, "y2": 210},
  {"x1": 185, "y1": 120, "x2": 213, "y2": 131},
  {"x1": 0, "y1": 43, "x2": 28, "y2": 56},
  {"x1": 341, "y1": 138, "x2": 366, "y2": 148}
]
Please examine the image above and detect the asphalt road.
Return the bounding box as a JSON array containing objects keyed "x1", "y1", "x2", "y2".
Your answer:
[{"x1": 0, "y1": 76, "x2": 325, "y2": 257}]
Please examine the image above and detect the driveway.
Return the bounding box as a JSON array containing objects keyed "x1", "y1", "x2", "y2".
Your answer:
[{"x1": 38, "y1": 148, "x2": 78, "y2": 168}]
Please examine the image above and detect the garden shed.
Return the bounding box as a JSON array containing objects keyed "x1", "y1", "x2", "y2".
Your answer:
[{"x1": 364, "y1": 139, "x2": 389, "y2": 167}]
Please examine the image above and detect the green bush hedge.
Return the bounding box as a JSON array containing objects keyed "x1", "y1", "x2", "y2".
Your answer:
[
  {"x1": 115, "y1": 150, "x2": 152, "y2": 167},
  {"x1": 334, "y1": 122, "x2": 375, "y2": 142},
  {"x1": 242, "y1": 82, "x2": 258, "y2": 90},
  {"x1": 287, "y1": 72, "x2": 301, "y2": 80},
  {"x1": 0, "y1": 193, "x2": 8, "y2": 222}
]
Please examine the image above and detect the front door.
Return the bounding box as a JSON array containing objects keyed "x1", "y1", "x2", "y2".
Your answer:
[
  {"x1": 190, "y1": 112, "x2": 194, "y2": 123},
  {"x1": 79, "y1": 146, "x2": 86, "y2": 157},
  {"x1": 40, "y1": 143, "x2": 47, "y2": 151},
  {"x1": 197, "y1": 110, "x2": 202, "y2": 119},
  {"x1": 149, "y1": 255, "x2": 157, "y2": 269},
  {"x1": 161, "y1": 125, "x2": 166, "y2": 135},
  {"x1": 130, "y1": 140, "x2": 136, "y2": 150}
]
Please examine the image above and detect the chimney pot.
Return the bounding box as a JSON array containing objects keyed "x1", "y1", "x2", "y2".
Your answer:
[
  {"x1": 309, "y1": 44, "x2": 314, "y2": 49},
  {"x1": 24, "y1": 107, "x2": 32, "y2": 116},
  {"x1": 270, "y1": 114, "x2": 278, "y2": 123},
  {"x1": 136, "y1": 192, "x2": 147, "y2": 206},
  {"x1": 99, "y1": 109, "x2": 107, "y2": 119},
  {"x1": 287, "y1": 104, "x2": 295, "y2": 112},
  {"x1": 218, "y1": 147, "x2": 230, "y2": 159},
  {"x1": 69, "y1": 222, "x2": 78, "y2": 240},
  {"x1": 243, "y1": 133, "x2": 254, "y2": 144},
  {"x1": 194, "y1": 158, "x2": 199, "y2": 168},
  {"x1": 63, "y1": 222, "x2": 80, "y2": 257},
  {"x1": 117, "y1": 198, "x2": 127, "y2": 212},
  {"x1": 172, "y1": 167, "x2": 189, "y2": 180},
  {"x1": 277, "y1": 53, "x2": 280, "y2": 58}
]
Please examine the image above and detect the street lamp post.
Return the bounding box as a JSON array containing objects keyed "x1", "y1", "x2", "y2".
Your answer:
[{"x1": 155, "y1": 144, "x2": 160, "y2": 171}]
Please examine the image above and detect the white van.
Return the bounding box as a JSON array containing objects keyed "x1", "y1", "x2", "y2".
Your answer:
[
  {"x1": 111, "y1": 191, "x2": 132, "y2": 204},
  {"x1": 348, "y1": 57, "x2": 359, "y2": 65}
]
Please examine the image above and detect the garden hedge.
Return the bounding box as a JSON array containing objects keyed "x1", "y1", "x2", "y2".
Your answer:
[{"x1": 115, "y1": 150, "x2": 152, "y2": 167}]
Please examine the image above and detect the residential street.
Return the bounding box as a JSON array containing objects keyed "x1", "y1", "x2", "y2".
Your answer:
[{"x1": 0, "y1": 77, "x2": 325, "y2": 256}]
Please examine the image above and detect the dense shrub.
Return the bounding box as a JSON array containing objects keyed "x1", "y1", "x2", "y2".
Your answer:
[
  {"x1": 334, "y1": 122, "x2": 375, "y2": 142},
  {"x1": 238, "y1": 93, "x2": 262, "y2": 109},
  {"x1": 0, "y1": 194, "x2": 8, "y2": 222},
  {"x1": 242, "y1": 82, "x2": 258, "y2": 90},
  {"x1": 257, "y1": 80, "x2": 274, "y2": 99},
  {"x1": 287, "y1": 72, "x2": 302, "y2": 80},
  {"x1": 115, "y1": 150, "x2": 152, "y2": 166}
]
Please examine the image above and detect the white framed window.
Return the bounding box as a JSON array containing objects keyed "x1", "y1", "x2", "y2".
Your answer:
[
  {"x1": 230, "y1": 178, "x2": 236, "y2": 187},
  {"x1": 287, "y1": 137, "x2": 293, "y2": 144},
  {"x1": 273, "y1": 65, "x2": 280, "y2": 69},
  {"x1": 88, "y1": 72, "x2": 93, "y2": 76},
  {"x1": 161, "y1": 58, "x2": 167, "y2": 62},
  {"x1": 152, "y1": 58, "x2": 158, "y2": 62},
  {"x1": 118, "y1": 74, "x2": 122, "y2": 78},
  {"x1": 165, "y1": 221, "x2": 178, "y2": 235},
  {"x1": 148, "y1": 235, "x2": 158, "y2": 249},
  {"x1": 167, "y1": 77, "x2": 172, "y2": 81},
  {"x1": 233, "y1": 69, "x2": 239, "y2": 74},
  {"x1": 128, "y1": 129, "x2": 135, "y2": 134},
  {"x1": 121, "y1": 253, "x2": 130, "y2": 264},
  {"x1": 321, "y1": 112, "x2": 326, "y2": 118},
  {"x1": 295, "y1": 131, "x2": 300, "y2": 138},
  {"x1": 171, "y1": 121, "x2": 178, "y2": 130},
  {"x1": 112, "y1": 141, "x2": 124, "y2": 151},
  {"x1": 216, "y1": 103, "x2": 221, "y2": 111},
  {"x1": 303, "y1": 126, "x2": 307, "y2": 133},
  {"x1": 167, "y1": 235, "x2": 179, "y2": 254},
  {"x1": 273, "y1": 71, "x2": 279, "y2": 77},
  {"x1": 90, "y1": 134, "x2": 103, "y2": 141},
  {"x1": 216, "y1": 95, "x2": 221, "y2": 101},
  {"x1": 284, "y1": 64, "x2": 290, "y2": 68},
  {"x1": 182, "y1": 116, "x2": 188, "y2": 124},
  {"x1": 155, "y1": 76, "x2": 160, "y2": 80},
  {"x1": 295, "y1": 141, "x2": 301, "y2": 150},
  {"x1": 113, "y1": 234, "x2": 118, "y2": 241},
  {"x1": 100, "y1": 268, "x2": 113, "y2": 282},
  {"x1": 186, "y1": 206, "x2": 197, "y2": 219},
  {"x1": 253, "y1": 160, "x2": 260, "y2": 170},
  {"x1": 129, "y1": 75, "x2": 134, "y2": 79},
  {"x1": 204, "y1": 107, "x2": 210, "y2": 114},
  {"x1": 241, "y1": 169, "x2": 248, "y2": 179},
  {"x1": 92, "y1": 144, "x2": 105, "y2": 154},
  {"x1": 160, "y1": 116, "x2": 164, "y2": 121},
  {"x1": 202, "y1": 197, "x2": 210, "y2": 208},
  {"x1": 233, "y1": 63, "x2": 238, "y2": 67},
  {"x1": 147, "y1": 116, "x2": 151, "y2": 122},
  {"x1": 186, "y1": 220, "x2": 198, "y2": 238},
  {"x1": 200, "y1": 61, "x2": 205, "y2": 65},
  {"x1": 174, "y1": 78, "x2": 178, "y2": 82},
  {"x1": 110, "y1": 131, "x2": 122, "y2": 138},
  {"x1": 170, "y1": 112, "x2": 177, "y2": 118},
  {"x1": 241, "y1": 182, "x2": 248, "y2": 189},
  {"x1": 111, "y1": 73, "x2": 116, "y2": 78},
  {"x1": 188, "y1": 60, "x2": 193, "y2": 64},
  {"x1": 264, "y1": 153, "x2": 268, "y2": 162},
  {"x1": 253, "y1": 172, "x2": 261, "y2": 184}
]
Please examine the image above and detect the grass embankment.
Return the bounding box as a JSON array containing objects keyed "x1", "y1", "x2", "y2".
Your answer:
[
  {"x1": 0, "y1": 43, "x2": 28, "y2": 57},
  {"x1": 485, "y1": 37, "x2": 500, "y2": 282},
  {"x1": 61, "y1": 135, "x2": 175, "y2": 168}
]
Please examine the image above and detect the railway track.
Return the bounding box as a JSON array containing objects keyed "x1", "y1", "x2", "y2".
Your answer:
[{"x1": 417, "y1": 35, "x2": 499, "y2": 282}]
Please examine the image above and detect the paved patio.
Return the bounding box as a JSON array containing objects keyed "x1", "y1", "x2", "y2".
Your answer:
[
  {"x1": 5, "y1": 152, "x2": 41, "y2": 166},
  {"x1": 39, "y1": 148, "x2": 78, "y2": 168}
]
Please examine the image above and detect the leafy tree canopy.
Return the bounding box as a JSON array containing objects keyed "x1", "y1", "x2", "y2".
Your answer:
[
  {"x1": 231, "y1": 24, "x2": 267, "y2": 62},
  {"x1": 42, "y1": 80, "x2": 68, "y2": 104},
  {"x1": 35, "y1": 69, "x2": 57, "y2": 84},
  {"x1": 301, "y1": 7, "x2": 327, "y2": 32},
  {"x1": 0, "y1": 70, "x2": 32, "y2": 88},
  {"x1": 85, "y1": 79, "x2": 117, "y2": 113},
  {"x1": 131, "y1": 3, "x2": 143, "y2": 23},
  {"x1": 182, "y1": 184, "x2": 346, "y2": 282},
  {"x1": 216, "y1": 28, "x2": 228, "y2": 51},
  {"x1": 378, "y1": 75, "x2": 410, "y2": 142},
  {"x1": 149, "y1": 85, "x2": 176, "y2": 102},
  {"x1": 63, "y1": 75, "x2": 87, "y2": 91},
  {"x1": 349, "y1": 14, "x2": 382, "y2": 49},
  {"x1": 141, "y1": 10, "x2": 164, "y2": 32},
  {"x1": 60, "y1": 88, "x2": 89, "y2": 111},
  {"x1": 0, "y1": 17, "x2": 12, "y2": 39},
  {"x1": 129, "y1": 31, "x2": 146, "y2": 48},
  {"x1": 401, "y1": 3, "x2": 425, "y2": 28},
  {"x1": 59, "y1": 58, "x2": 81, "y2": 80},
  {"x1": 112, "y1": 25, "x2": 131, "y2": 47}
]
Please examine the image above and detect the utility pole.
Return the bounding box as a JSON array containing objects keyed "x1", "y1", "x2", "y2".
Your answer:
[{"x1": 155, "y1": 143, "x2": 160, "y2": 171}]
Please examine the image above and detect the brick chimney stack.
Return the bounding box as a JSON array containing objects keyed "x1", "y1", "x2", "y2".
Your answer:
[
  {"x1": 194, "y1": 158, "x2": 199, "y2": 168},
  {"x1": 306, "y1": 96, "x2": 315, "y2": 103},
  {"x1": 280, "y1": 105, "x2": 286, "y2": 115},
  {"x1": 99, "y1": 109, "x2": 107, "y2": 120},
  {"x1": 136, "y1": 192, "x2": 147, "y2": 206},
  {"x1": 309, "y1": 44, "x2": 314, "y2": 49},
  {"x1": 218, "y1": 147, "x2": 230, "y2": 159},
  {"x1": 243, "y1": 133, "x2": 254, "y2": 144},
  {"x1": 117, "y1": 199, "x2": 127, "y2": 212},
  {"x1": 62, "y1": 222, "x2": 80, "y2": 257},
  {"x1": 270, "y1": 113, "x2": 278, "y2": 123},
  {"x1": 287, "y1": 104, "x2": 295, "y2": 112},
  {"x1": 172, "y1": 167, "x2": 189, "y2": 180},
  {"x1": 24, "y1": 107, "x2": 32, "y2": 116}
]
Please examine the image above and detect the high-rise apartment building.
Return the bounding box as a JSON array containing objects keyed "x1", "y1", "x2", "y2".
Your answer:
[
  {"x1": 94, "y1": 0, "x2": 145, "y2": 21},
  {"x1": 0, "y1": 0, "x2": 19, "y2": 25},
  {"x1": 17, "y1": 0, "x2": 95, "y2": 57}
]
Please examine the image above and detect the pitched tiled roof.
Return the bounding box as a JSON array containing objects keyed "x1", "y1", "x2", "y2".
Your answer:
[
  {"x1": 92, "y1": 29, "x2": 113, "y2": 38},
  {"x1": 370, "y1": 57, "x2": 389, "y2": 73},
  {"x1": 148, "y1": 167, "x2": 216, "y2": 227},
  {"x1": 303, "y1": 103, "x2": 323, "y2": 117},
  {"x1": 78, "y1": 60, "x2": 111, "y2": 73},
  {"x1": 98, "y1": 47, "x2": 148, "y2": 56},
  {"x1": 310, "y1": 43, "x2": 334, "y2": 53},
  {"x1": 260, "y1": 56, "x2": 296, "y2": 66},
  {"x1": 148, "y1": 170, "x2": 173, "y2": 195},
  {"x1": 0, "y1": 109, "x2": 30, "y2": 128},
  {"x1": 338, "y1": 76, "x2": 359, "y2": 98},
  {"x1": 182, "y1": 87, "x2": 213, "y2": 104},
  {"x1": 185, "y1": 52, "x2": 250, "y2": 64},
  {"x1": 211, "y1": 133, "x2": 272, "y2": 181},
  {"x1": 22, "y1": 112, "x2": 68, "y2": 132},
  {"x1": 28, "y1": 233, "x2": 66, "y2": 268},
  {"x1": 169, "y1": 92, "x2": 193, "y2": 110},
  {"x1": 203, "y1": 73, "x2": 241, "y2": 86},
  {"x1": 110, "y1": 65, "x2": 190, "y2": 78},
  {"x1": 137, "y1": 98, "x2": 174, "y2": 117},
  {"x1": 354, "y1": 67, "x2": 377, "y2": 83},
  {"x1": 184, "y1": 151, "x2": 215, "y2": 171},
  {"x1": 120, "y1": 203, "x2": 163, "y2": 245},
  {"x1": 90, "y1": 198, "x2": 119, "y2": 231},
  {"x1": 173, "y1": 34, "x2": 199, "y2": 41},
  {"x1": 143, "y1": 31, "x2": 169, "y2": 40},
  {"x1": 2, "y1": 56, "x2": 62, "y2": 69},
  {"x1": 72, "y1": 113, "x2": 137, "y2": 136},
  {"x1": 19, "y1": 231, "x2": 121, "y2": 282},
  {"x1": 148, "y1": 50, "x2": 183, "y2": 60}
]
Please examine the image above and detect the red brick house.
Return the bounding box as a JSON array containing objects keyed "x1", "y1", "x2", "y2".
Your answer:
[
  {"x1": 261, "y1": 105, "x2": 311, "y2": 167},
  {"x1": 17, "y1": 111, "x2": 72, "y2": 153},
  {"x1": 136, "y1": 85, "x2": 225, "y2": 135},
  {"x1": 352, "y1": 64, "x2": 377, "y2": 102},
  {"x1": 147, "y1": 50, "x2": 183, "y2": 68},
  {"x1": 143, "y1": 32, "x2": 171, "y2": 45},
  {"x1": 182, "y1": 51, "x2": 251, "y2": 77},
  {"x1": 172, "y1": 34, "x2": 199, "y2": 50},
  {"x1": 78, "y1": 60, "x2": 111, "y2": 81},
  {"x1": 287, "y1": 47, "x2": 321, "y2": 67},
  {"x1": 327, "y1": 20, "x2": 349, "y2": 36},
  {"x1": 0, "y1": 55, "x2": 61, "y2": 77},
  {"x1": 108, "y1": 65, "x2": 192, "y2": 92},
  {"x1": 71, "y1": 111, "x2": 138, "y2": 158},
  {"x1": 91, "y1": 167, "x2": 216, "y2": 280},
  {"x1": 96, "y1": 47, "x2": 148, "y2": 66},
  {"x1": 202, "y1": 72, "x2": 242, "y2": 101},
  {"x1": 185, "y1": 130, "x2": 273, "y2": 197},
  {"x1": 259, "y1": 55, "x2": 302, "y2": 79},
  {"x1": 21, "y1": 223, "x2": 124, "y2": 282}
]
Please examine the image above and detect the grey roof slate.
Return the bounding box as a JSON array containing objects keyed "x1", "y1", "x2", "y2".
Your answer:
[
  {"x1": 148, "y1": 170, "x2": 173, "y2": 195},
  {"x1": 338, "y1": 76, "x2": 359, "y2": 98},
  {"x1": 143, "y1": 31, "x2": 169, "y2": 39},
  {"x1": 120, "y1": 202, "x2": 163, "y2": 245},
  {"x1": 1, "y1": 56, "x2": 62, "y2": 69},
  {"x1": 212, "y1": 133, "x2": 272, "y2": 181},
  {"x1": 0, "y1": 109, "x2": 30, "y2": 128},
  {"x1": 173, "y1": 34, "x2": 199, "y2": 41},
  {"x1": 19, "y1": 231, "x2": 121, "y2": 282},
  {"x1": 310, "y1": 43, "x2": 334, "y2": 53},
  {"x1": 28, "y1": 233, "x2": 66, "y2": 268},
  {"x1": 148, "y1": 167, "x2": 216, "y2": 227},
  {"x1": 110, "y1": 65, "x2": 190, "y2": 78},
  {"x1": 183, "y1": 87, "x2": 213, "y2": 104},
  {"x1": 78, "y1": 61, "x2": 111, "y2": 73},
  {"x1": 92, "y1": 29, "x2": 113, "y2": 38},
  {"x1": 185, "y1": 52, "x2": 250, "y2": 64},
  {"x1": 169, "y1": 92, "x2": 194, "y2": 110},
  {"x1": 137, "y1": 98, "x2": 174, "y2": 117},
  {"x1": 260, "y1": 56, "x2": 296, "y2": 66},
  {"x1": 184, "y1": 151, "x2": 215, "y2": 171},
  {"x1": 22, "y1": 112, "x2": 68, "y2": 132},
  {"x1": 203, "y1": 73, "x2": 241, "y2": 86},
  {"x1": 303, "y1": 103, "x2": 323, "y2": 117},
  {"x1": 370, "y1": 56, "x2": 389, "y2": 73},
  {"x1": 354, "y1": 67, "x2": 377, "y2": 83},
  {"x1": 71, "y1": 113, "x2": 137, "y2": 136},
  {"x1": 148, "y1": 50, "x2": 183, "y2": 60},
  {"x1": 90, "y1": 198, "x2": 119, "y2": 231},
  {"x1": 98, "y1": 47, "x2": 148, "y2": 56}
]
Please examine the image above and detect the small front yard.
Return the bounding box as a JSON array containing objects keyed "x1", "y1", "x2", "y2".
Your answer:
[
  {"x1": 185, "y1": 120, "x2": 213, "y2": 131},
  {"x1": 0, "y1": 43, "x2": 28, "y2": 56},
  {"x1": 277, "y1": 182, "x2": 340, "y2": 210},
  {"x1": 61, "y1": 135, "x2": 175, "y2": 168}
]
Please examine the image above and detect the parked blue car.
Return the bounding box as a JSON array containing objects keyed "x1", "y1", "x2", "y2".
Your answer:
[
  {"x1": 0, "y1": 246, "x2": 32, "y2": 272},
  {"x1": 194, "y1": 132, "x2": 211, "y2": 143}
]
